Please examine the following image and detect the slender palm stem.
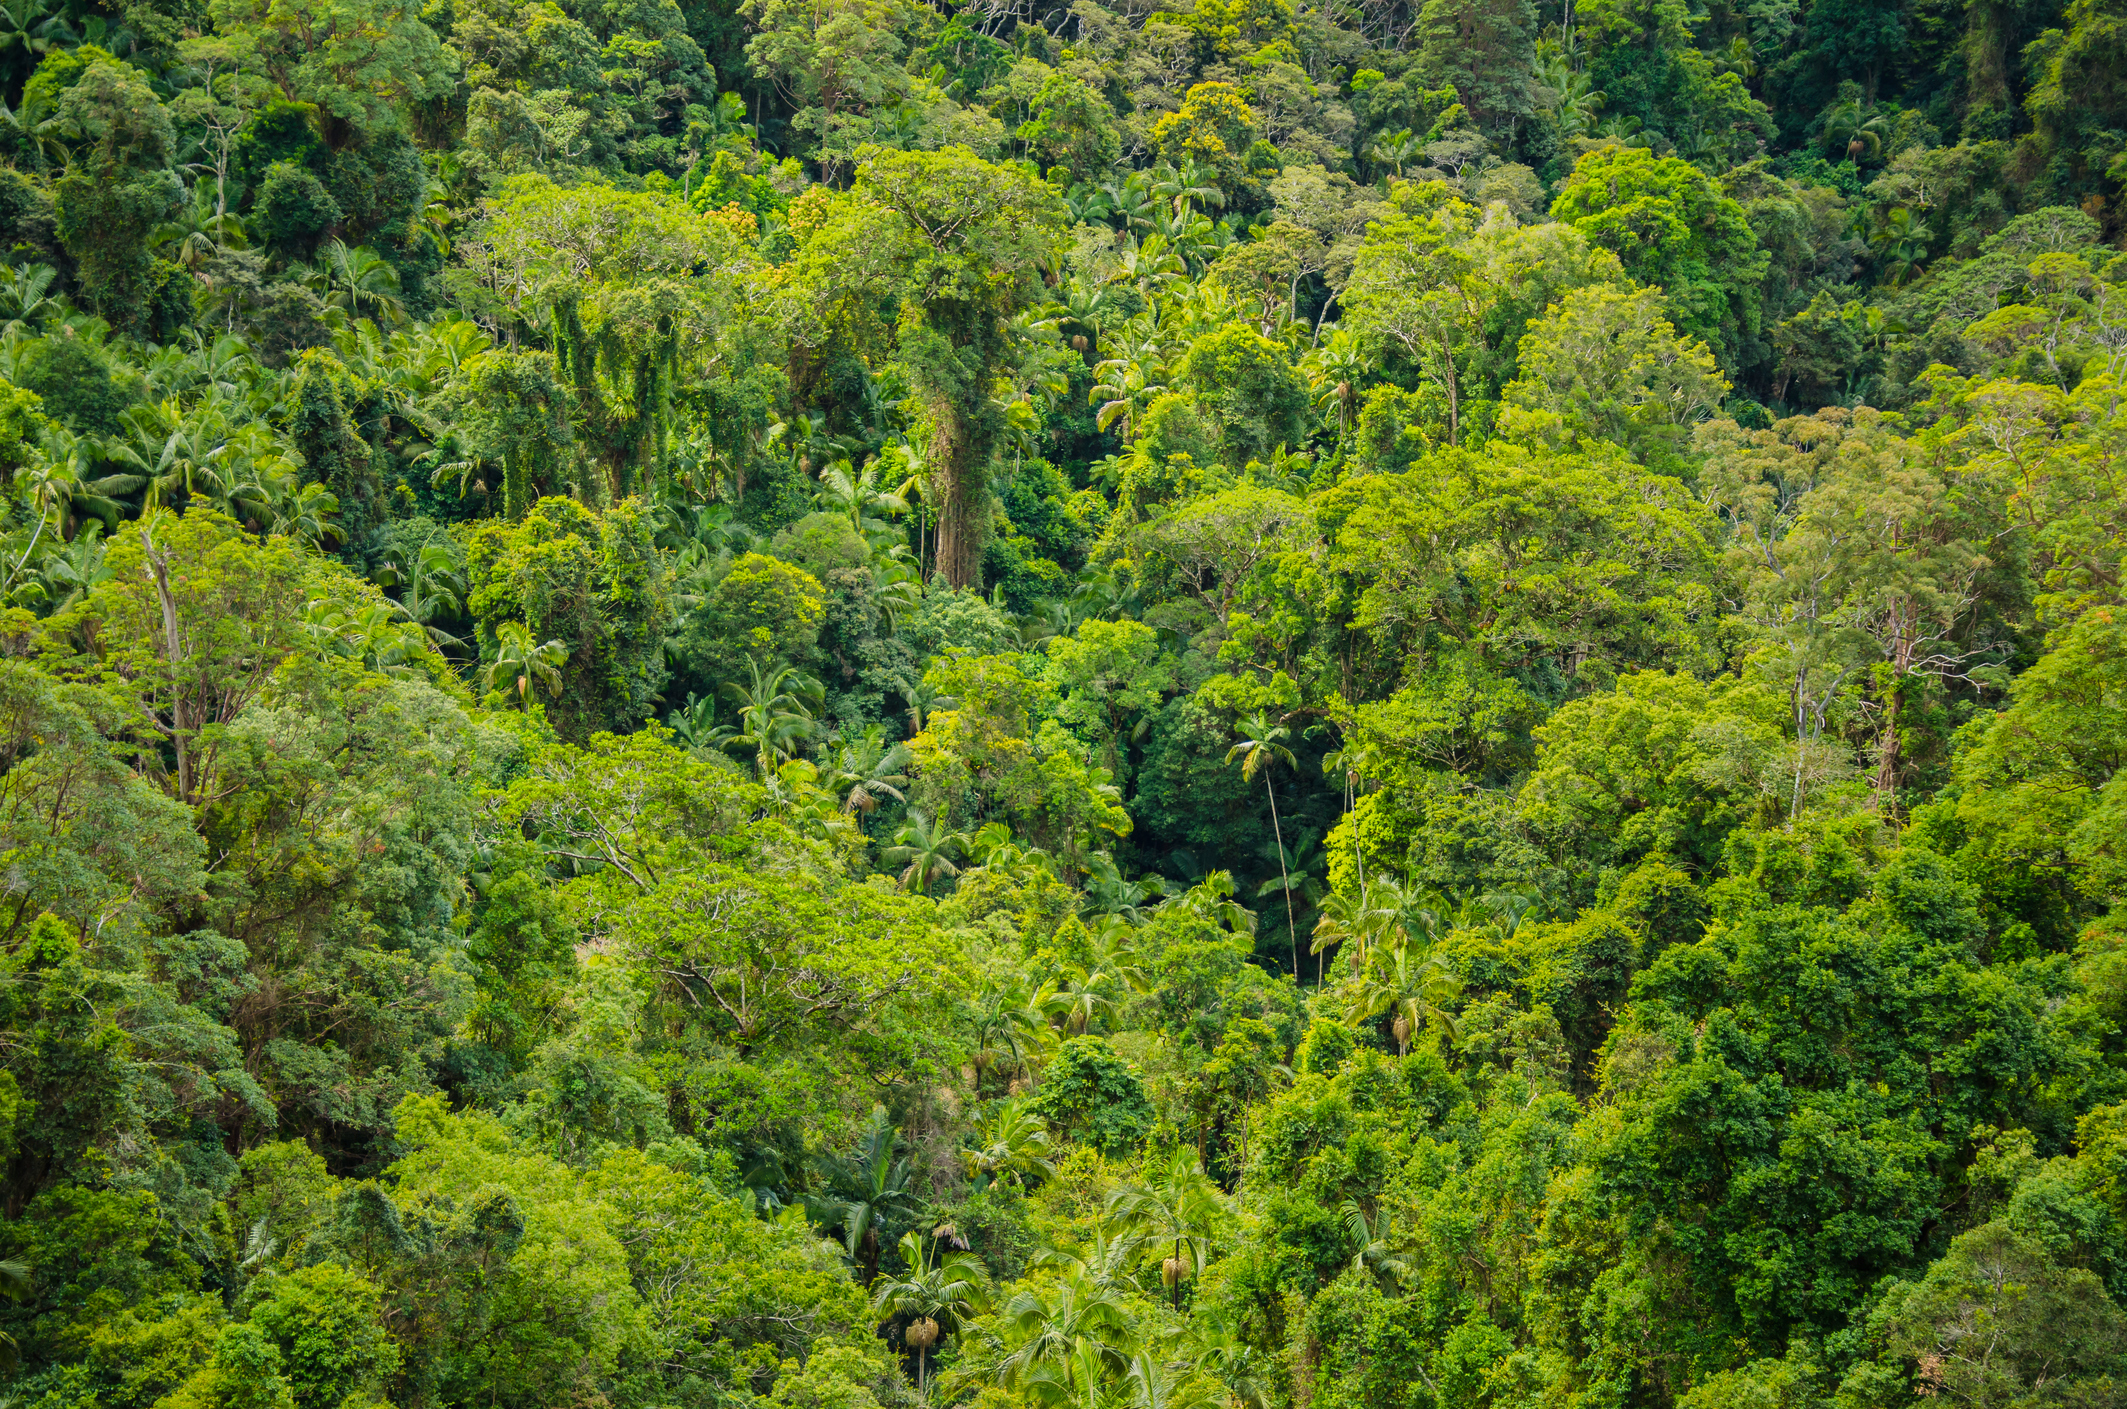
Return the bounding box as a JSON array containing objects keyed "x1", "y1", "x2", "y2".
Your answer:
[{"x1": 1267, "y1": 772, "x2": 1296, "y2": 980}]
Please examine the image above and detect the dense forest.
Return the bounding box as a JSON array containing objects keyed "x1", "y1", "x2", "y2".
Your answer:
[{"x1": 0, "y1": 0, "x2": 2121, "y2": 1403}]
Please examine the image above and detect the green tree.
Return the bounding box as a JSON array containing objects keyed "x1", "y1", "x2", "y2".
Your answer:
[
  {"x1": 1027, "y1": 1036, "x2": 1154, "y2": 1153},
  {"x1": 1550, "y1": 146, "x2": 1769, "y2": 371},
  {"x1": 50, "y1": 54, "x2": 183, "y2": 332},
  {"x1": 456, "y1": 349, "x2": 575, "y2": 520},
  {"x1": 1882, "y1": 1221, "x2": 2127, "y2": 1409},
  {"x1": 672, "y1": 551, "x2": 827, "y2": 690},
  {"x1": 743, "y1": 0, "x2": 914, "y2": 179},
  {"x1": 1178, "y1": 325, "x2": 1312, "y2": 470},
  {"x1": 1044, "y1": 619, "x2": 1175, "y2": 780},
  {"x1": 792, "y1": 147, "x2": 1063, "y2": 588},
  {"x1": 466, "y1": 496, "x2": 670, "y2": 738},
  {"x1": 1500, "y1": 283, "x2": 1729, "y2": 464},
  {"x1": 208, "y1": 0, "x2": 457, "y2": 127},
  {"x1": 249, "y1": 1264, "x2": 399, "y2": 1409}
]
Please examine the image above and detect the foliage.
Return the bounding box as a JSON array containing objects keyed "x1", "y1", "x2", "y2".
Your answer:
[{"x1": 0, "y1": 4, "x2": 2121, "y2": 1409}]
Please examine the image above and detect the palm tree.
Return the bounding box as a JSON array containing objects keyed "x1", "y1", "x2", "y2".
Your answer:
[
  {"x1": 1226, "y1": 713, "x2": 1300, "y2": 979},
  {"x1": 1158, "y1": 870, "x2": 1257, "y2": 939},
  {"x1": 0, "y1": 262, "x2": 61, "y2": 335},
  {"x1": 813, "y1": 456, "x2": 908, "y2": 534},
  {"x1": 808, "y1": 1106, "x2": 920, "y2": 1284},
  {"x1": 1535, "y1": 36, "x2": 1604, "y2": 140},
  {"x1": 720, "y1": 658, "x2": 816, "y2": 779},
  {"x1": 993, "y1": 1272, "x2": 1136, "y2": 1401},
  {"x1": 1078, "y1": 852, "x2": 1166, "y2": 922},
  {"x1": 1818, "y1": 84, "x2": 1892, "y2": 162},
  {"x1": 1152, "y1": 159, "x2": 1223, "y2": 216},
  {"x1": 818, "y1": 725, "x2": 911, "y2": 816},
  {"x1": 1343, "y1": 936, "x2": 1462, "y2": 1056},
  {"x1": 1369, "y1": 127, "x2": 1424, "y2": 176},
  {"x1": 0, "y1": 1254, "x2": 29, "y2": 1370},
  {"x1": 1182, "y1": 1309, "x2": 1270, "y2": 1409},
  {"x1": 1038, "y1": 925, "x2": 1147, "y2": 1039},
  {"x1": 1872, "y1": 206, "x2": 1933, "y2": 287},
  {"x1": 961, "y1": 1100, "x2": 1055, "y2": 1187},
  {"x1": 1309, "y1": 882, "x2": 1402, "y2": 978},
  {"x1": 1106, "y1": 1147, "x2": 1225, "y2": 1309},
  {"x1": 18, "y1": 428, "x2": 134, "y2": 539},
  {"x1": 0, "y1": 0, "x2": 68, "y2": 70},
  {"x1": 1340, "y1": 1199, "x2": 1411, "y2": 1287},
  {"x1": 902, "y1": 677, "x2": 959, "y2": 734},
  {"x1": 313, "y1": 241, "x2": 409, "y2": 326},
  {"x1": 967, "y1": 822, "x2": 1055, "y2": 887},
  {"x1": 666, "y1": 691, "x2": 733, "y2": 754},
  {"x1": 1091, "y1": 351, "x2": 1167, "y2": 439},
  {"x1": 886, "y1": 811, "x2": 970, "y2": 894},
  {"x1": 483, "y1": 621, "x2": 567, "y2": 704},
  {"x1": 1254, "y1": 830, "x2": 1326, "y2": 977},
  {"x1": 1300, "y1": 329, "x2": 1370, "y2": 436},
  {"x1": 27, "y1": 521, "x2": 108, "y2": 612},
  {"x1": 872, "y1": 1230, "x2": 991, "y2": 1394},
  {"x1": 264, "y1": 478, "x2": 342, "y2": 547},
  {"x1": 1101, "y1": 170, "x2": 1157, "y2": 233},
  {"x1": 968, "y1": 981, "x2": 1045, "y2": 1092},
  {"x1": 373, "y1": 535, "x2": 468, "y2": 648},
  {"x1": 1112, "y1": 1349, "x2": 1220, "y2": 1409}
]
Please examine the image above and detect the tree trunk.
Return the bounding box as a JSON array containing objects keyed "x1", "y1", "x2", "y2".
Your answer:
[
  {"x1": 143, "y1": 526, "x2": 192, "y2": 804},
  {"x1": 1268, "y1": 774, "x2": 1297, "y2": 980},
  {"x1": 1790, "y1": 665, "x2": 1810, "y2": 822},
  {"x1": 1438, "y1": 329, "x2": 1460, "y2": 445},
  {"x1": 1874, "y1": 685, "x2": 1900, "y2": 808},
  {"x1": 930, "y1": 422, "x2": 981, "y2": 589}
]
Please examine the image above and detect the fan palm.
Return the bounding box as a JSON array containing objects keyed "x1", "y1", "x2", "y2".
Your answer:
[
  {"x1": 483, "y1": 621, "x2": 567, "y2": 703},
  {"x1": 961, "y1": 1100, "x2": 1056, "y2": 1187},
  {"x1": 808, "y1": 1106, "x2": 920, "y2": 1283},
  {"x1": 0, "y1": 262, "x2": 60, "y2": 335},
  {"x1": 872, "y1": 1231, "x2": 991, "y2": 1393},
  {"x1": 720, "y1": 658, "x2": 817, "y2": 779},
  {"x1": 818, "y1": 725, "x2": 911, "y2": 816},
  {"x1": 1343, "y1": 936, "x2": 1462, "y2": 1056},
  {"x1": 1106, "y1": 1147, "x2": 1225, "y2": 1308},
  {"x1": 886, "y1": 811, "x2": 970, "y2": 894}
]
